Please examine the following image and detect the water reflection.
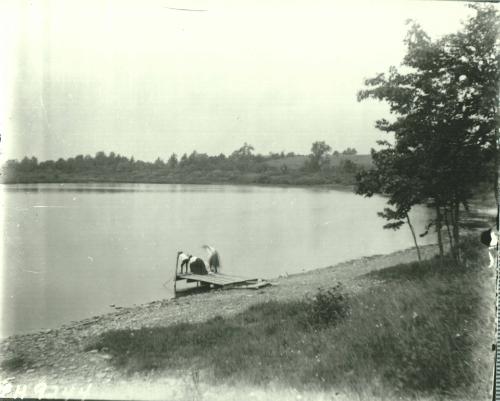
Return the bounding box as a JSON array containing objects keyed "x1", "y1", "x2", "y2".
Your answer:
[{"x1": 4, "y1": 183, "x2": 275, "y2": 194}]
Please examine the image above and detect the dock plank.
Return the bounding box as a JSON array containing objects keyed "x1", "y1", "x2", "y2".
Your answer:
[{"x1": 176, "y1": 272, "x2": 258, "y2": 287}]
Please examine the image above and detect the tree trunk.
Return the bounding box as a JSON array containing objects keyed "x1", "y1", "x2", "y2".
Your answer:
[
  {"x1": 452, "y1": 201, "x2": 461, "y2": 261},
  {"x1": 435, "y1": 205, "x2": 444, "y2": 258},
  {"x1": 495, "y1": 125, "x2": 499, "y2": 231},
  {"x1": 406, "y1": 214, "x2": 421, "y2": 262},
  {"x1": 443, "y1": 208, "x2": 455, "y2": 259}
]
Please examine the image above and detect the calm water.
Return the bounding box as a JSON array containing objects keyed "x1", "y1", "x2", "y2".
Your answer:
[{"x1": 1, "y1": 183, "x2": 434, "y2": 337}]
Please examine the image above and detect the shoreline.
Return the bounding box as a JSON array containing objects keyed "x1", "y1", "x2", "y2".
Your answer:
[
  {"x1": 2, "y1": 244, "x2": 436, "y2": 341},
  {"x1": 1, "y1": 180, "x2": 356, "y2": 193},
  {"x1": 0, "y1": 245, "x2": 440, "y2": 399}
]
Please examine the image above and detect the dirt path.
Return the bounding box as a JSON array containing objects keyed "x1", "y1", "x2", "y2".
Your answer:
[{"x1": 0, "y1": 246, "x2": 438, "y2": 400}]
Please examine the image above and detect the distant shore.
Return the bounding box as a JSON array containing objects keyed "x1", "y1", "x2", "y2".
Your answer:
[
  {"x1": 1, "y1": 153, "x2": 370, "y2": 188},
  {"x1": 0, "y1": 245, "x2": 441, "y2": 400}
]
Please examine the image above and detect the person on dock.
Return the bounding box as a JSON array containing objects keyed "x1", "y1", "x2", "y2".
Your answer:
[
  {"x1": 177, "y1": 251, "x2": 209, "y2": 275},
  {"x1": 203, "y1": 245, "x2": 221, "y2": 273}
]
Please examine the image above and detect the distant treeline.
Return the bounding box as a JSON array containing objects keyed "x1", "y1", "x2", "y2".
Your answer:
[{"x1": 2, "y1": 143, "x2": 371, "y2": 187}]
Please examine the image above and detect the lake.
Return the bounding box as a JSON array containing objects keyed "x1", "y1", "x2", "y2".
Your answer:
[{"x1": 1, "y1": 183, "x2": 434, "y2": 337}]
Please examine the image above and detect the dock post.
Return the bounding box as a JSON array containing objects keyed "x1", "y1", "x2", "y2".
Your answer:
[{"x1": 173, "y1": 252, "x2": 179, "y2": 298}]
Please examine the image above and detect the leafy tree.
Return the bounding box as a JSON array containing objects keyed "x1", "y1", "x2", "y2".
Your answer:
[
  {"x1": 342, "y1": 147, "x2": 357, "y2": 155},
  {"x1": 179, "y1": 153, "x2": 188, "y2": 166},
  {"x1": 95, "y1": 151, "x2": 107, "y2": 167},
  {"x1": 231, "y1": 143, "x2": 255, "y2": 159},
  {"x1": 307, "y1": 141, "x2": 332, "y2": 172},
  {"x1": 357, "y1": 145, "x2": 423, "y2": 260},
  {"x1": 230, "y1": 143, "x2": 256, "y2": 172},
  {"x1": 154, "y1": 157, "x2": 165, "y2": 167},
  {"x1": 357, "y1": 4, "x2": 499, "y2": 260},
  {"x1": 339, "y1": 159, "x2": 357, "y2": 174},
  {"x1": 116, "y1": 159, "x2": 130, "y2": 173},
  {"x1": 19, "y1": 156, "x2": 38, "y2": 172},
  {"x1": 167, "y1": 153, "x2": 178, "y2": 170}
]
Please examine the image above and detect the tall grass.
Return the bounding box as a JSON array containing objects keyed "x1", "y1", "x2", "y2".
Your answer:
[{"x1": 87, "y1": 250, "x2": 492, "y2": 398}]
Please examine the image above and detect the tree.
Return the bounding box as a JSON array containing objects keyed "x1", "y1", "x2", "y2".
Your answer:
[
  {"x1": 154, "y1": 157, "x2": 165, "y2": 168},
  {"x1": 231, "y1": 143, "x2": 255, "y2": 159},
  {"x1": 19, "y1": 156, "x2": 38, "y2": 172},
  {"x1": 55, "y1": 158, "x2": 66, "y2": 172},
  {"x1": 340, "y1": 159, "x2": 357, "y2": 174},
  {"x1": 95, "y1": 151, "x2": 107, "y2": 167},
  {"x1": 179, "y1": 153, "x2": 188, "y2": 166},
  {"x1": 357, "y1": 5, "x2": 499, "y2": 260},
  {"x1": 230, "y1": 143, "x2": 256, "y2": 172},
  {"x1": 342, "y1": 147, "x2": 357, "y2": 155},
  {"x1": 307, "y1": 141, "x2": 332, "y2": 172},
  {"x1": 187, "y1": 151, "x2": 198, "y2": 165},
  {"x1": 356, "y1": 145, "x2": 424, "y2": 261},
  {"x1": 167, "y1": 153, "x2": 178, "y2": 170}
]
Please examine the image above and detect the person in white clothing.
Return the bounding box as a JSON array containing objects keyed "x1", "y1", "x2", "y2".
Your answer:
[
  {"x1": 480, "y1": 228, "x2": 498, "y2": 268},
  {"x1": 202, "y1": 245, "x2": 221, "y2": 273},
  {"x1": 177, "y1": 251, "x2": 209, "y2": 275}
]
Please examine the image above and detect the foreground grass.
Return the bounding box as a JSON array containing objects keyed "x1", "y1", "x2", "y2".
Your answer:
[{"x1": 87, "y1": 251, "x2": 493, "y2": 399}]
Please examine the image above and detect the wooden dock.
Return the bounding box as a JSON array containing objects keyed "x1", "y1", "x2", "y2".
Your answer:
[
  {"x1": 174, "y1": 272, "x2": 270, "y2": 297},
  {"x1": 173, "y1": 252, "x2": 270, "y2": 297}
]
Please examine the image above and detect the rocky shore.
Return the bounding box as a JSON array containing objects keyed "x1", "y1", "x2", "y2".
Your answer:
[{"x1": 0, "y1": 245, "x2": 440, "y2": 400}]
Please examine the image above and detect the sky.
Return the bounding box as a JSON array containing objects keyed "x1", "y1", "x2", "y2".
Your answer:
[{"x1": 0, "y1": 0, "x2": 482, "y2": 162}]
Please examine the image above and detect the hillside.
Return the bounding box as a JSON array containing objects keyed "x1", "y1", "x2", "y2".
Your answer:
[{"x1": 265, "y1": 154, "x2": 373, "y2": 170}]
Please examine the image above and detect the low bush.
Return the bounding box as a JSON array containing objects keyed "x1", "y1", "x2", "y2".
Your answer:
[
  {"x1": 306, "y1": 284, "x2": 350, "y2": 327},
  {"x1": 1, "y1": 355, "x2": 33, "y2": 372}
]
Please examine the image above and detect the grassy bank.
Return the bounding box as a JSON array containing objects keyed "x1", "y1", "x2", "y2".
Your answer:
[{"x1": 84, "y1": 245, "x2": 493, "y2": 399}]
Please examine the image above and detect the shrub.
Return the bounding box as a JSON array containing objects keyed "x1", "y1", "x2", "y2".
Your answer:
[
  {"x1": 1, "y1": 355, "x2": 32, "y2": 372},
  {"x1": 307, "y1": 284, "x2": 350, "y2": 327},
  {"x1": 459, "y1": 235, "x2": 489, "y2": 267}
]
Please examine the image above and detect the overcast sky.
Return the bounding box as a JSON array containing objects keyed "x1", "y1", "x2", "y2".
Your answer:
[{"x1": 0, "y1": 0, "x2": 479, "y2": 162}]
